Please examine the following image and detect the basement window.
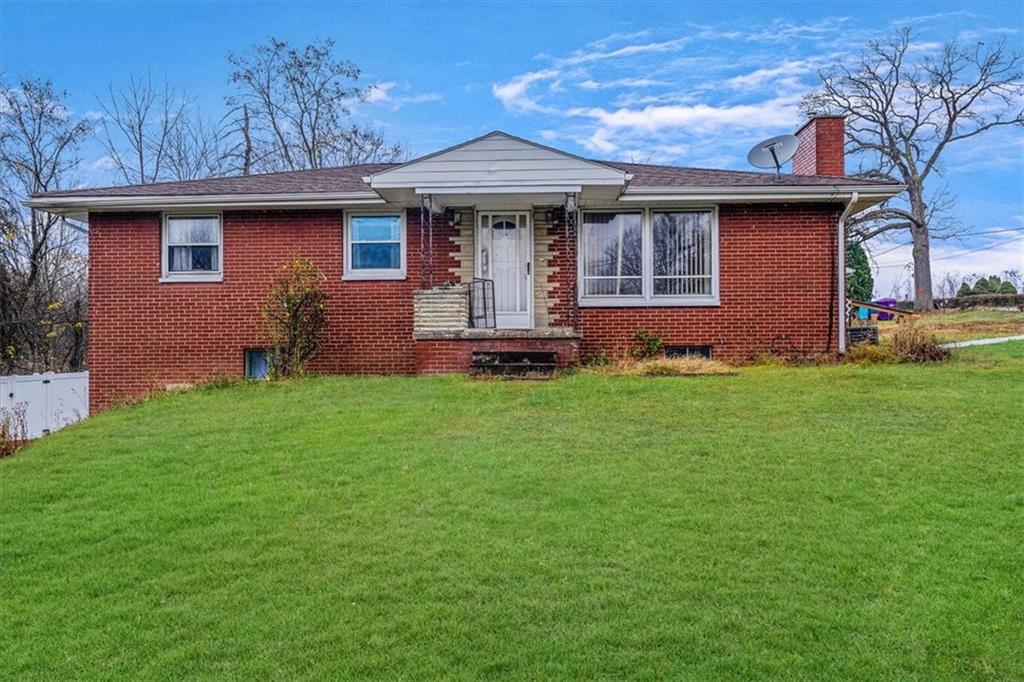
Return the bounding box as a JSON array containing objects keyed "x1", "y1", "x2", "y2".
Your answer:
[
  {"x1": 161, "y1": 214, "x2": 222, "y2": 282},
  {"x1": 245, "y1": 349, "x2": 269, "y2": 380},
  {"x1": 665, "y1": 345, "x2": 713, "y2": 359},
  {"x1": 344, "y1": 213, "x2": 406, "y2": 280}
]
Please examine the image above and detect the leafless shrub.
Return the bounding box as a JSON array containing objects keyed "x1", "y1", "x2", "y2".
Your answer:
[{"x1": 0, "y1": 403, "x2": 29, "y2": 457}]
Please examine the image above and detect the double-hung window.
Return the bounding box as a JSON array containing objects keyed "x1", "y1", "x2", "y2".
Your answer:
[
  {"x1": 162, "y1": 214, "x2": 222, "y2": 282},
  {"x1": 580, "y1": 208, "x2": 718, "y2": 306},
  {"x1": 344, "y1": 213, "x2": 406, "y2": 280}
]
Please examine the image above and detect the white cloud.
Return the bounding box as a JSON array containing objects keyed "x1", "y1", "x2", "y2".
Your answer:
[
  {"x1": 726, "y1": 59, "x2": 823, "y2": 89},
  {"x1": 568, "y1": 98, "x2": 799, "y2": 135},
  {"x1": 491, "y1": 68, "x2": 560, "y2": 113},
  {"x1": 557, "y1": 37, "x2": 690, "y2": 66},
  {"x1": 578, "y1": 78, "x2": 666, "y2": 91},
  {"x1": 88, "y1": 155, "x2": 118, "y2": 171},
  {"x1": 364, "y1": 81, "x2": 442, "y2": 110},
  {"x1": 365, "y1": 82, "x2": 397, "y2": 104}
]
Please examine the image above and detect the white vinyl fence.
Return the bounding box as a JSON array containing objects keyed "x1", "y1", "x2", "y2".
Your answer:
[{"x1": 1, "y1": 371, "x2": 89, "y2": 438}]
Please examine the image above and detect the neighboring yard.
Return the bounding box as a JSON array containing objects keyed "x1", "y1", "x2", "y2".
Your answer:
[
  {"x1": 877, "y1": 308, "x2": 1024, "y2": 343},
  {"x1": 2, "y1": 344, "x2": 1022, "y2": 679}
]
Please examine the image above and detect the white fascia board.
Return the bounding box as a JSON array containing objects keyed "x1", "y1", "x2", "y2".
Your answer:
[
  {"x1": 415, "y1": 185, "x2": 583, "y2": 195},
  {"x1": 373, "y1": 177, "x2": 624, "y2": 190},
  {"x1": 25, "y1": 192, "x2": 386, "y2": 214},
  {"x1": 619, "y1": 184, "x2": 905, "y2": 202}
]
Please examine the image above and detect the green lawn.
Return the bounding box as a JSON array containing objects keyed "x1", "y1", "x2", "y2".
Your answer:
[{"x1": 2, "y1": 345, "x2": 1023, "y2": 680}]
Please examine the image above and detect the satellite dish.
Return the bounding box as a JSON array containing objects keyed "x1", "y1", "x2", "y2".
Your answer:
[{"x1": 747, "y1": 134, "x2": 800, "y2": 176}]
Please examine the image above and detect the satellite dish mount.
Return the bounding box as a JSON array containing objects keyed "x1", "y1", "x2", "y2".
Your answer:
[{"x1": 747, "y1": 134, "x2": 800, "y2": 178}]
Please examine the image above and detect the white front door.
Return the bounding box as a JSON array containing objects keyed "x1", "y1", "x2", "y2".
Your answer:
[{"x1": 478, "y1": 213, "x2": 532, "y2": 328}]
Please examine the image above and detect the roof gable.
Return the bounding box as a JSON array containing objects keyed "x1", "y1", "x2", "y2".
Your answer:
[{"x1": 366, "y1": 131, "x2": 630, "y2": 191}]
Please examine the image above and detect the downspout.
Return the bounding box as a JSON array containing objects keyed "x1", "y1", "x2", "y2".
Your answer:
[{"x1": 837, "y1": 191, "x2": 859, "y2": 354}]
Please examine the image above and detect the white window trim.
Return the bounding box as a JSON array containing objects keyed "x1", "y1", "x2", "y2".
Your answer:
[
  {"x1": 160, "y1": 212, "x2": 223, "y2": 283},
  {"x1": 578, "y1": 206, "x2": 720, "y2": 307},
  {"x1": 343, "y1": 210, "x2": 407, "y2": 281}
]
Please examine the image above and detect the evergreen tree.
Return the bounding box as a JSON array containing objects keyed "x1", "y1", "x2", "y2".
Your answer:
[{"x1": 845, "y1": 241, "x2": 874, "y2": 301}]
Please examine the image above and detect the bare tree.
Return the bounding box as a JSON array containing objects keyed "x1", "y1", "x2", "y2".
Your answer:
[
  {"x1": 97, "y1": 74, "x2": 189, "y2": 184},
  {"x1": 226, "y1": 38, "x2": 405, "y2": 171},
  {"x1": 804, "y1": 29, "x2": 1024, "y2": 309},
  {"x1": 0, "y1": 79, "x2": 91, "y2": 373},
  {"x1": 164, "y1": 111, "x2": 230, "y2": 180}
]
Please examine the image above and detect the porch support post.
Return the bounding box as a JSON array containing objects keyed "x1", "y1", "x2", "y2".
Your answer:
[
  {"x1": 419, "y1": 193, "x2": 435, "y2": 289},
  {"x1": 564, "y1": 192, "x2": 580, "y2": 331}
]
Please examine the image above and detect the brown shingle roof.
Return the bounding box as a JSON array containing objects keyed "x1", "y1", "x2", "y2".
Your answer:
[
  {"x1": 601, "y1": 161, "x2": 893, "y2": 187},
  {"x1": 31, "y1": 160, "x2": 897, "y2": 199},
  {"x1": 33, "y1": 164, "x2": 393, "y2": 198}
]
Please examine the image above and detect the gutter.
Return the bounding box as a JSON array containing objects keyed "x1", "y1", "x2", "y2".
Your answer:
[
  {"x1": 837, "y1": 191, "x2": 859, "y2": 354},
  {"x1": 24, "y1": 191, "x2": 386, "y2": 215},
  {"x1": 618, "y1": 184, "x2": 903, "y2": 203}
]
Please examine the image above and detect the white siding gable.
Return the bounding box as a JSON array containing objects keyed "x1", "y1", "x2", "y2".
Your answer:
[{"x1": 367, "y1": 132, "x2": 629, "y2": 190}]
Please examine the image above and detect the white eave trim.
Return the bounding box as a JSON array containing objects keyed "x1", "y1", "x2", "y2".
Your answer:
[
  {"x1": 414, "y1": 185, "x2": 584, "y2": 195},
  {"x1": 24, "y1": 191, "x2": 386, "y2": 213},
  {"x1": 618, "y1": 184, "x2": 905, "y2": 202}
]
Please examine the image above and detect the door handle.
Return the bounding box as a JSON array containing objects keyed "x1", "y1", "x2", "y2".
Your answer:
[
  {"x1": 526, "y1": 262, "x2": 531, "y2": 276},
  {"x1": 481, "y1": 249, "x2": 489, "y2": 275}
]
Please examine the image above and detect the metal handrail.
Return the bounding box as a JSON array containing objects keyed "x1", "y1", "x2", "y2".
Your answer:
[{"x1": 469, "y1": 278, "x2": 496, "y2": 329}]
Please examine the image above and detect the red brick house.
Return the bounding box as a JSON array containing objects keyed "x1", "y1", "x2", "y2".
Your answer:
[{"x1": 29, "y1": 116, "x2": 902, "y2": 411}]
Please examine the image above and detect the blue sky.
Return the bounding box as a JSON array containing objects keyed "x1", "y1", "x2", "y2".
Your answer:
[{"x1": 2, "y1": 0, "x2": 1022, "y2": 296}]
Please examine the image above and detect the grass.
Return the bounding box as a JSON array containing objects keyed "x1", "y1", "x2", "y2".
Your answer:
[
  {"x1": 2, "y1": 344, "x2": 1023, "y2": 680},
  {"x1": 585, "y1": 355, "x2": 737, "y2": 376},
  {"x1": 876, "y1": 308, "x2": 1024, "y2": 343}
]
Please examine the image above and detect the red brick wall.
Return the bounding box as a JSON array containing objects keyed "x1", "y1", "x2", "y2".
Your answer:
[
  {"x1": 88, "y1": 208, "x2": 456, "y2": 410},
  {"x1": 88, "y1": 202, "x2": 839, "y2": 409},
  {"x1": 416, "y1": 338, "x2": 580, "y2": 374},
  {"x1": 793, "y1": 116, "x2": 845, "y2": 176},
  {"x1": 568, "y1": 203, "x2": 842, "y2": 362}
]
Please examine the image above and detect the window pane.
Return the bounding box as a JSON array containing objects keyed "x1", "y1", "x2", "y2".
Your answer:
[
  {"x1": 584, "y1": 278, "x2": 642, "y2": 296},
  {"x1": 167, "y1": 217, "x2": 218, "y2": 244},
  {"x1": 168, "y1": 246, "x2": 217, "y2": 272},
  {"x1": 653, "y1": 211, "x2": 712, "y2": 296},
  {"x1": 582, "y1": 212, "x2": 642, "y2": 296},
  {"x1": 352, "y1": 243, "x2": 400, "y2": 270},
  {"x1": 190, "y1": 246, "x2": 216, "y2": 271},
  {"x1": 351, "y1": 215, "x2": 401, "y2": 242},
  {"x1": 168, "y1": 246, "x2": 190, "y2": 271},
  {"x1": 245, "y1": 349, "x2": 269, "y2": 380}
]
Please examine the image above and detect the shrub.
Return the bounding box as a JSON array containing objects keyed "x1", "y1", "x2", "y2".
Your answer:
[
  {"x1": 261, "y1": 258, "x2": 329, "y2": 378},
  {"x1": 889, "y1": 322, "x2": 950, "y2": 362},
  {"x1": 631, "y1": 329, "x2": 664, "y2": 360},
  {"x1": 0, "y1": 403, "x2": 29, "y2": 458},
  {"x1": 846, "y1": 321, "x2": 950, "y2": 364}
]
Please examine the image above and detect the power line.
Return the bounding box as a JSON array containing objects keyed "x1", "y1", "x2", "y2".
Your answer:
[{"x1": 872, "y1": 236, "x2": 1024, "y2": 268}]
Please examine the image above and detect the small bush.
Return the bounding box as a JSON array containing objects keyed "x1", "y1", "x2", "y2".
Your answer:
[
  {"x1": 588, "y1": 356, "x2": 736, "y2": 377},
  {"x1": 631, "y1": 330, "x2": 664, "y2": 360},
  {"x1": 261, "y1": 258, "x2": 329, "y2": 378},
  {"x1": 0, "y1": 403, "x2": 29, "y2": 457},
  {"x1": 889, "y1": 322, "x2": 950, "y2": 362}
]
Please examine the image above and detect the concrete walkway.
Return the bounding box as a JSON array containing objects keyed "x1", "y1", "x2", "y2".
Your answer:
[{"x1": 942, "y1": 335, "x2": 1024, "y2": 349}]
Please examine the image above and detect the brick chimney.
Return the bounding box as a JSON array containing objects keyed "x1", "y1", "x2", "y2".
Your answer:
[{"x1": 792, "y1": 115, "x2": 845, "y2": 176}]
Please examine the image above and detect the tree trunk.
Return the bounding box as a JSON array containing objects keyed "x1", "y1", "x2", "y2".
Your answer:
[{"x1": 908, "y1": 189, "x2": 934, "y2": 310}]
